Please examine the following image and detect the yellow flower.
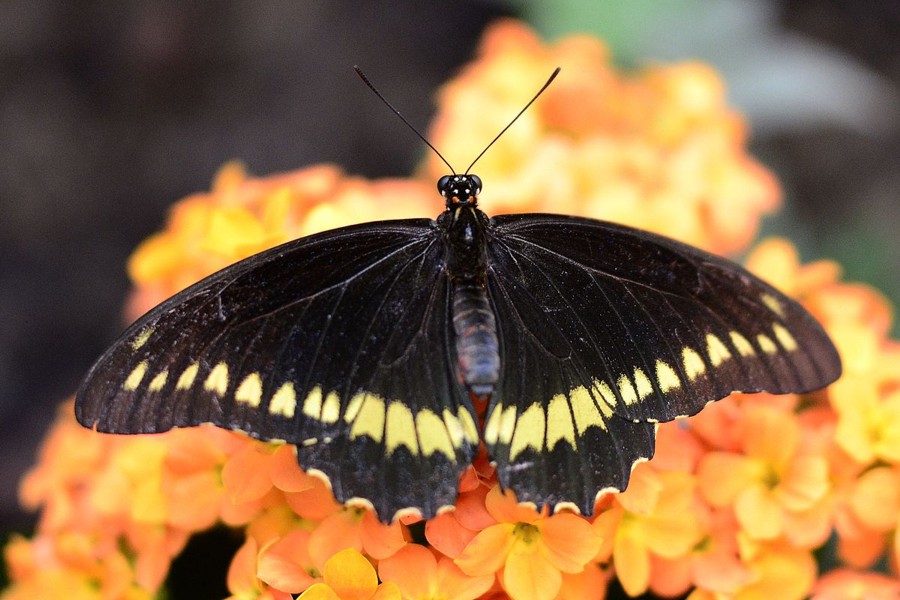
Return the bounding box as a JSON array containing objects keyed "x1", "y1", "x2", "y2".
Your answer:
[
  {"x1": 454, "y1": 486, "x2": 601, "y2": 600},
  {"x1": 593, "y1": 464, "x2": 705, "y2": 597},
  {"x1": 297, "y1": 548, "x2": 400, "y2": 600}
]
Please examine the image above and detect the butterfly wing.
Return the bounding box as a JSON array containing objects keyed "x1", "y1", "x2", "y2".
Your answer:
[
  {"x1": 76, "y1": 219, "x2": 479, "y2": 519},
  {"x1": 484, "y1": 214, "x2": 841, "y2": 515}
]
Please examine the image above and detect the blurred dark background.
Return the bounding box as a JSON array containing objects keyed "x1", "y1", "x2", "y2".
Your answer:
[{"x1": 1, "y1": 0, "x2": 898, "y2": 571}]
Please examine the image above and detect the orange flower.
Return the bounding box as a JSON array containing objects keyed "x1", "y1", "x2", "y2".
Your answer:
[
  {"x1": 732, "y1": 545, "x2": 817, "y2": 600},
  {"x1": 161, "y1": 427, "x2": 275, "y2": 530},
  {"x1": 19, "y1": 402, "x2": 112, "y2": 531},
  {"x1": 454, "y1": 486, "x2": 601, "y2": 600},
  {"x1": 679, "y1": 510, "x2": 753, "y2": 596},
  {"x1": 379, "y1": 544, "x2": 494, "y2": 600},
  {"x1": 425, "y1": 479, "x2": 494, "y2": 558},
  {"x1": 697, "y1": 404, "x2": 830, "y2": 544},
  {"x1": 424, "y1": 20, "x2": 780, "y2": 255},
  {"x1": 256, "y1": 530, "x2": 319, "y2": 594},
  {"x1": 304, "y1": 507, "x2": 407, "y2": 569},
  {"x1": 592, "y1": 464, "x2": 705, "y2": 597},
  {"x1": 813, "y1": 568, "x2": 900, "y2": 599},
  {"x1": 226, "y1": 536, "x2": 293, "y2": 600},
  {"x1": 297, "y1": 548, "x2": 400, "y2": 600}
]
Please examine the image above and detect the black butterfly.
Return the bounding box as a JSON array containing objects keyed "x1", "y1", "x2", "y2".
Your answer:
[{"x1": 75, "y1": 69, "x2": 841, "y2": 522}]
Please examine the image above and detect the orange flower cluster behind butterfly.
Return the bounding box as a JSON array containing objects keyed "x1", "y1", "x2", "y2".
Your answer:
[{"x1": 5, "y1": 20, "x2": 900, "y2": 600}]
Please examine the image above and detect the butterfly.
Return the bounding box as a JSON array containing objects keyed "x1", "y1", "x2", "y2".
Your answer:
[{"x1": 75, "y1": 68, "x2": 842, "y2": 522}]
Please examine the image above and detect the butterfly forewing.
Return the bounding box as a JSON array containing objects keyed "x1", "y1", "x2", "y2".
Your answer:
[
  {"x1": 76, "y1": 219, "x2": 479, "y2": 519},
  {"x1": 481, "y1": 214, "x2": 840, "y2": 514}
]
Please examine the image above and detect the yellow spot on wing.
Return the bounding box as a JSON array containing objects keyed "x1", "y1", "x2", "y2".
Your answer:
[
  {"x1": 385, "y1": 401, "x2": 417, "y2": 455},
  {"x1": 148, "y1": 370, "x2": 168, "y2": 392},
  {"x1": 204, "y1": 362, "x2": 229, "y2": 396},
  {"x1": 761, "y1": 293, "x2": 785, "y2": 318},
  {"x1": 344, "y1": 393, "x2": 365, "y2": 423},
  {"x1": 235, "y1": 373, "x2": 263, "y2": 407},
  {"x1": 655, "y1": 360, "x2": 680, "y2": 392},
  {"x1": 594, "y1": 380, "x2": 617, "y2": 415},
  {"x1": 706, "y1": 334, "x2": 732, "y2": 366},
  {"x1": 484, "y1": 405, "x2": 501, "y2": 444},
  {"x1": 633, "y1": 368, "x2": 653, "y2": 401},
  {"x1": 301, "y1": 386, "x2": 323, "y2": 419},
  {"x1": 349, "y1": 393, "x2": 385, "y2": 443},
  {"x1": 757, "y1": 334, "x2": 778, "y2": 355},
  {"x1": 570, "y1": 385, "x2": 606, "y2": 434},
  {"x1": 484, "y1": 404, "x2": 503, "y2": 445},
  {"x1": 176, "y1": 363, "x2": 199, "y2": 390},
  {"x1": 617, "y1": 374, "x2": 638, "y2": 406},
  {"x1": 130, "y1": 327, "x2": 155, "y2": 351},
  {"x1": 416, "y1": 409, "x2": 454, "y2": 459},
  {"x1": 443, "y1": 409, "x2": 465, "y2": 448},
  {"x1": 443, "y1": 408, "x2": 478, "y2": 449},
  {"x1": 485, "y1": 404, "x2": 518, "y2": 446},
  {"x1": 546, "y1": 394, "x2": 576, "y2": 450},
  {"x1": 772, "y1": 323, "x2": 798, "y2": 351},
  {"x1": 124, "y1": 361, "x2": 149, "y2": 391},
  {"x1": 321, "y1": 391, "x2": 340, "y2": 424},
  {"x1": 730, "y1": 331, "x2": 755, "y2": 356},
  {"x1": 269, "y1": 382, "x2": 297, "y2": 418},
  {"x1": 441, "y1": 408, "x2": 466, "y2": 448},
  {"x1": 682, "y1": 347, "x2": 706, "y2": 380},
  {"x1": 509, "y1": 402, "x2": 546, "y2": 461},
  {"x1": 459, "y1": 407, "x2": 479, "y2": 444}
]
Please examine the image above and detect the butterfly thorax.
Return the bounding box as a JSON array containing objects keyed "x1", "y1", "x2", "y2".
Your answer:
[{"x1": 438, "y1": 205, "x2": 490, "y2": 281}]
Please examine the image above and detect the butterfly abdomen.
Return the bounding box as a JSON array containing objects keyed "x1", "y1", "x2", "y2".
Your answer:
[{"x1": 452, "y1": 278, "x2": 499, "y2": 397}]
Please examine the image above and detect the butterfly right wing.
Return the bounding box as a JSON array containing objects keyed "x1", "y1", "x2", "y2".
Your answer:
[
  {"x1": 76, "y1": 219, "x2": 479, "y2": 520},
  {"x1": 480, "y1": 214, "x2": 840, "y2": 515}
]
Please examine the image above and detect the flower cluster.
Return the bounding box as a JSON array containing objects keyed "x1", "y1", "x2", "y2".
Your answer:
[
  {"x1": 4, "y1": 20, "x2": 899, "y2": 600},
  {"x1": 422, "y1": 21, "x2": 779, "y2": 256}
]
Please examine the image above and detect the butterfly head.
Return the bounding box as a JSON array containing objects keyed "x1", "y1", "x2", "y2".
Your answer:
[{"x1": 438, "y1": 174, "x2": 482, "y2": 207}]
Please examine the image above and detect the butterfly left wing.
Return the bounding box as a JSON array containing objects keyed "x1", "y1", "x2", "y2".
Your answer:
[
  {"x1": 483, "y1": 214, "x2": 841, "y2": 515},
  {"x1": 76, "y1": 219, "x2": 479, "y2": 520}
]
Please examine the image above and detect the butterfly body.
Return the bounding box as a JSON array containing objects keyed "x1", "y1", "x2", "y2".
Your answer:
[{"x1": 439, "y1": 175, "x2": 500, "y2": 397}]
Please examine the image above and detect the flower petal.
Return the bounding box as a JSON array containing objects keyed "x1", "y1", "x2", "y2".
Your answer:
[
  {"x1": 222, "y1": 443, "x2": 275, "y2": 504},
  {"x1": 734, "y1": 486, "x2": 783, "y2": 540},
  {"x1": 322, "y1": 548, "x2": 378, "y2": 600},
  {"x1": 425, "y1": 512, "x2": 478, "y2": 558},
  {"x1": 697, "y1": 453, "x2": 762, "y2": 507},
  {"x1": 455, "y1": 523, "x2": 515, "y2": 576},
  {"x1": 378, "y1": 545, "x2": 437, "y2": 598},
  {"x1": 257, "y1": 531, "x2": 317, "y2": 593},
  {"x1": 226, "y1": 537, "x2": 259, "y2": 597},
  {"x1": 614, "y1": 531, "x2": 650, "y2": 597},
  {"x1": 504, "y1": 551, "x2": 562, "y2": 600},
  {"x1": 539, "y1": 513, "x2": 602, "y2": 572}
]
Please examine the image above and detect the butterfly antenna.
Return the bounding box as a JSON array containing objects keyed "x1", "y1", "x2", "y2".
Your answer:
[
  {"x1": 464, "y1": 67, "x2": 560, "y2": 174},
  {"x1": 354, "y1": 66, "x2": 457, "y2": 175}
]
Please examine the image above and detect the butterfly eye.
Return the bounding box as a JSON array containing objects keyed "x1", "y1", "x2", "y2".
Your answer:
[
  {"x1": 468, "y1": 174, "x2": 482, "y2": 195},
  {"x1": 437, "y1": 175, "x2": 452, "y2": 196}
]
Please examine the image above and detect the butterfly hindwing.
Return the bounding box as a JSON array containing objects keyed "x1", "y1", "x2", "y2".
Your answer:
[
  {"x1": 484, "y1": 261, "x2": 657, "y2": 514},
  {"x1": 482, "y1": 214, "x2": 841, "y2": 514},
  {"x1": 76, "y1": 219, "x2": 479, "y2": 519}
]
